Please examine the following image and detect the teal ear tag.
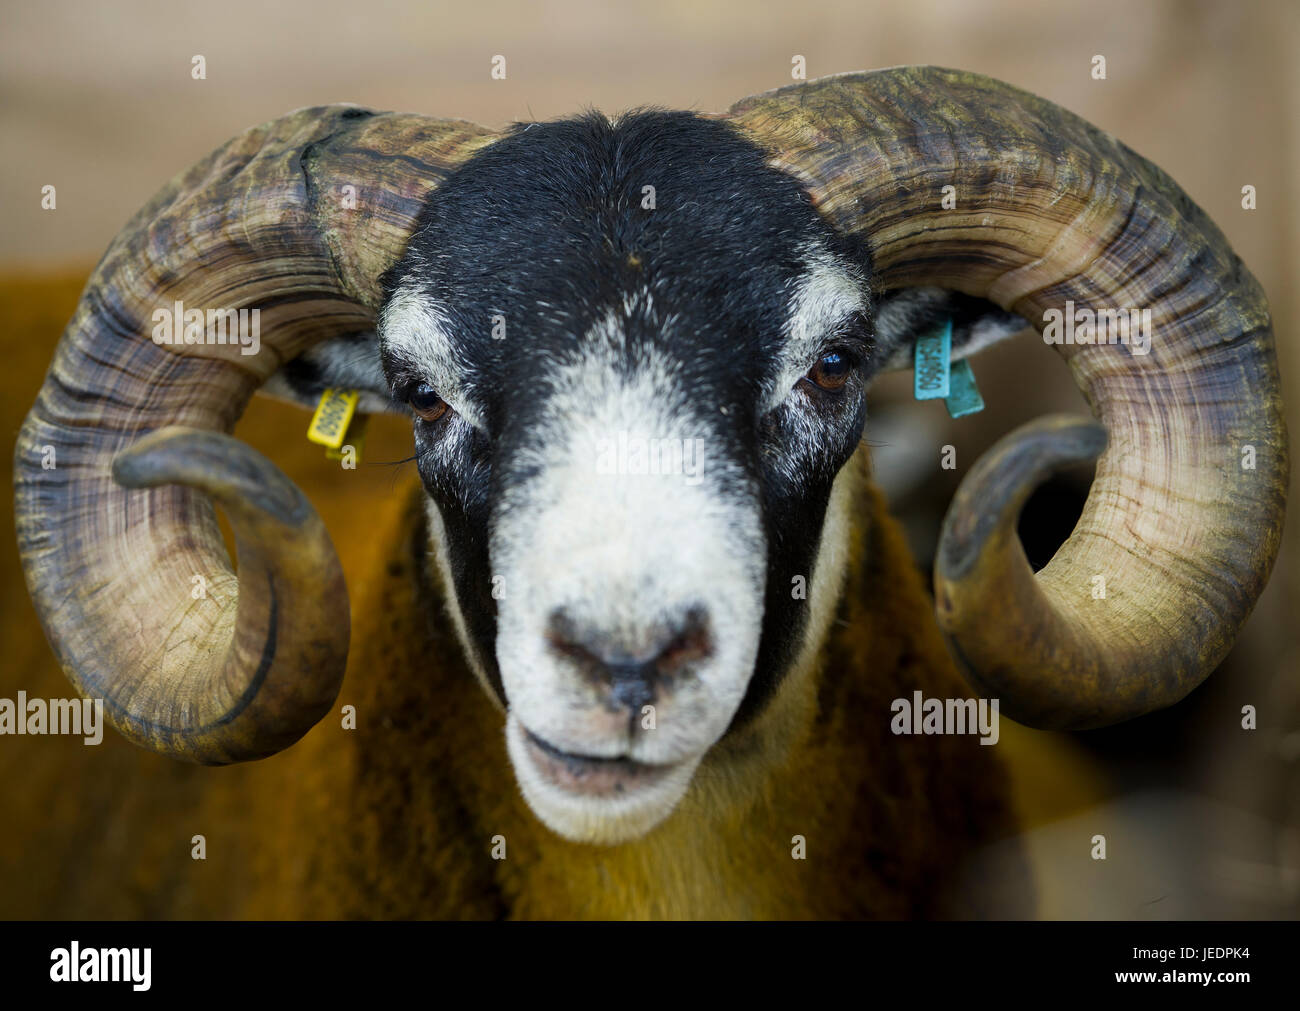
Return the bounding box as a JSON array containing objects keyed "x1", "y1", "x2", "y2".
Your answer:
[
  {"x1": 913, "y1": 318, "x2": 952, "y2": 400},
  {"x1": 945, "y1": 359, "x2": 985, "y2": 418}
]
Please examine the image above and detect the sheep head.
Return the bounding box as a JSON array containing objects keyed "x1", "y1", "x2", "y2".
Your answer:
[{"x1": 15, "y1": 69, "x2": 1288, "y2": 846}]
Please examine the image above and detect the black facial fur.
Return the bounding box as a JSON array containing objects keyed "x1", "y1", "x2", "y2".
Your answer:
[{"x1": 380, "y1": 109, "x2": 879, "y2": 728}]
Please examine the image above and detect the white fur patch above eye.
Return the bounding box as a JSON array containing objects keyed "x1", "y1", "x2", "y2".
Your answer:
[
  {"x1": 764, "y1": 244, "x2": 868, "y2": 413},
  {"x1": 378, "y1": 284, "x2": 485, "y2": 428}
]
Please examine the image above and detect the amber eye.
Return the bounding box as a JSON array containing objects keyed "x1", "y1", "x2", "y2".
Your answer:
[
  {"x1": 805, "y1": 351, "x2": 853, "y2": 392},
  {"x1": 410, "y1": 383, "x2": 449, "y2": 422}
]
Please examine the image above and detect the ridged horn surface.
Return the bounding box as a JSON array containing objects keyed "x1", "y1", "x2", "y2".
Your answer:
[
  {"x1": 14, "y1": 105, "x2": 498, "y2": 762},
  {"x1": 725, "y1": 67, "x2": 1288, "y2": 728}
]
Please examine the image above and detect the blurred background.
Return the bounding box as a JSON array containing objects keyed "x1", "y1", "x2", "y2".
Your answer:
[{"x1": 0, "y1": 0, "x2": 1296, "y2": 917}]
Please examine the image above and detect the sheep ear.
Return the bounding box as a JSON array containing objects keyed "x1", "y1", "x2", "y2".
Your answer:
[
  {"x1": 261, "y1": 332, "x2": 402, "y2": 415},
  {"x1": 871, "y1": 287, "x2": 1029, "y2": 373}
]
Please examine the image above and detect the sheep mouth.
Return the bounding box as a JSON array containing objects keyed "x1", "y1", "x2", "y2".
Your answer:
[{"x1": 522, "y1": 728, "x2": 677, "y2": 799}]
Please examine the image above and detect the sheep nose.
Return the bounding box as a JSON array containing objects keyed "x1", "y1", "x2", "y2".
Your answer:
[{"x1": 545, "y1": 606, "x2": 714, "y2": 711}]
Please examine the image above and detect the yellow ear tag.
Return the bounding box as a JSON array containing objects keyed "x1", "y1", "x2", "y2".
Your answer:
[
  {"x1": 325, "y1": 414, "x2": 368, "y2": 463},
  {"x1": 308, "y1": 388, "x2": 367, "y2": 463}
]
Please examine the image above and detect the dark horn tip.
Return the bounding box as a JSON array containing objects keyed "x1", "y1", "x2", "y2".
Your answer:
[
  {"x1": 937, "y1": 415, "x2": 1107, "y2": 581},
  {"x1": 112, "y1": 427, "x2": 312, "y2": 527}
]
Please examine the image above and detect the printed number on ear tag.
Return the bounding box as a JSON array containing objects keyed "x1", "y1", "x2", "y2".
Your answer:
[
  {"x1": 325, "y1": 414, "x2": 368, "y2": 461},
  {"x1": 308, "y1": 388, "x2": 367, "y2": 462},
  {"x1": 914, "y1": 318, "x2": 952, "y2": 400},
  {"x1": 913, "y1": 319, "x2": 985, "y2": 419}
]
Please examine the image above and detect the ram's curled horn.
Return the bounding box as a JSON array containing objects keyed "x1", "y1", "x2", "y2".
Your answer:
[
  {"x1": 14, "y1": 70, "x2": 1289, "y2": 766},
  {"x1": 13, "y1": 106, "x2": 499, "y2": 763},
  {"x1": 725, "y1": 66, "x2": 1289, "y2": 729}
]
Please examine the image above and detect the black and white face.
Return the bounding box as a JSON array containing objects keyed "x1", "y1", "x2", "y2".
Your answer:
[{"x1": 368, "y1": 111, "x2": 1014, "y2": 844}]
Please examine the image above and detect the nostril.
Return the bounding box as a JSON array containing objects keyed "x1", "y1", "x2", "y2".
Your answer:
[
  {"x1": 656, "y1": 606, "x2": 713, "y2": 673},
  {"x1": 545, "y1": 609, "x2": 586, "y2": 659},
  {"x1": 544, "y1": 605, "x2": 714, "y2": 708}
]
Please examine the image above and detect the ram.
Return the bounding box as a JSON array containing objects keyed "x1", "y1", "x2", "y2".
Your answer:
[{"x1": 10, "y1": 67, "x2": 1288, "y2": 918}]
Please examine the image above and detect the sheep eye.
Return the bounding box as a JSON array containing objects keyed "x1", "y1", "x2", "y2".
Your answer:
[
  {"x1": 805, "y1": 351, "x2": 853, "y2": 392},
  {"x1": 409, "y1": 383, "x2": 449, "y2": 422}
]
